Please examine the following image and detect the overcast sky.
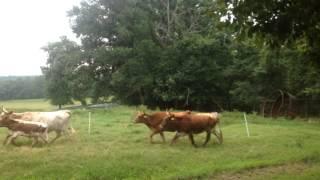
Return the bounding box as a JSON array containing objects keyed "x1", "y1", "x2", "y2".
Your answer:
[{"x1": 0, "y1": 0, "x2": 81, "y2": 76}]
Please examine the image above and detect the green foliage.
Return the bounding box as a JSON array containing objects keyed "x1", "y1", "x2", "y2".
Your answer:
[
  {"x1": 219, "y1": 0, "x2": 320, "y2": 108},
  {"x1": 41, "y1": 36, "x2": 81, "y2": 107},
  {"x1": 66, "y1": 0, "x2": 247, "y2": 110},
  {"x1": 226, "y1": 0, "x2": 320, "y2": 44},
  {"x1": 38, "y1": 0, "x2": 320, "y2": 112}
]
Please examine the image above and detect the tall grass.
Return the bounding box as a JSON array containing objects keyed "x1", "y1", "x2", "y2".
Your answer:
[{"x1": 0, "y1": 100, "x2": 319, "y2": 179}]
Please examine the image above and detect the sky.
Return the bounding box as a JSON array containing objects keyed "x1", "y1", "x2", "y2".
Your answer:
[{"x1": 0, "y1": 0, "x2": 82, "y2": 76}]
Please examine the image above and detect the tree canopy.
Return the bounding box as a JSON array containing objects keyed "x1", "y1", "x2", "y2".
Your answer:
[{"x1": 41, "y1": 0, "x2": 320, "y2": 114}]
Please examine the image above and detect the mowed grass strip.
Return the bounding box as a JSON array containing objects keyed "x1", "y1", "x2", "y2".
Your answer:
[
  {"x1": 0, "y1": 102, "x2": 319, "y2": 179},
  {"x1": 0, "y1": 99, "x2": 57, "y2": 111}
]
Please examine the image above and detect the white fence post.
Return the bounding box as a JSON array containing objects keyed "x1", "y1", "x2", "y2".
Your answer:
[
  {"x1": 243, "y1": 113, "x2": 250, "y2": 137},
  {"x1": 88, "y1": 112, "x2": 91, "y2": 135}
]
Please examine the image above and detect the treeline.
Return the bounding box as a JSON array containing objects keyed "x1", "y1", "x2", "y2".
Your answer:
[
  {"x1": 41, "y1": 0, "x2": 320, "y2": 112},
  {"x1": 0, "y1": 76, "x2": 45, "y2": 100}
]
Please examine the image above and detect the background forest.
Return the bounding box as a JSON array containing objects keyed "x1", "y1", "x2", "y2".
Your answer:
[
  {"x1": 0, "y1": 76, "x2": 45, "y2": 100},
  {"x1": 4, "y1": 0, "x2": 320, "y2": 113}
]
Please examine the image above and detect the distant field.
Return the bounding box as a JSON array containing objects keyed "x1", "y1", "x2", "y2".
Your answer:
[
  {"x1": 0, "y1": 99, "x2": 82, "y2": 111},
  {"x1": 0, "y1": 100, "x2": 320, "y2": 179},
  {"x1": 0, "y1": 99, "x2": 56, "y2": 111}
]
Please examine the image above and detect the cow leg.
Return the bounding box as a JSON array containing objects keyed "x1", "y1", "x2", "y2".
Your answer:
[
  {"x1": 149, "y1": 130, "x2": 159, "y2": 144},
  {"x1": 31, "y1": 137, "x2": 39, "y2": 147},
  {"x1": 63, "y1": 125, "x2": 75, "y2": 136},
  {"x1": 212, "y1": 124, "x2": 223, "y2": 144},
  {"x1": 3, "y1": 134, "x2": 12, "y2": 145},
  {"x1": 202, "y1": 130, "x2": 211, "y2": 146},
  {"x1": 159, "y1": 132, "x2": 166, "y2": 142},
  {"x1": 170, "y1": 132, "x2": 184, "y2": 145},
  {"x1": 44, "y1": 129, "x2": 49, "y2": 143},
  {"x1": 50, "y1": 131, "x2": 62, "y2": 144},
  {"x1": 68, "y1": 126, "x2": 76, "y2": 134},
  {"x1": 212, "y1": 131, "x2": 223, "y2": 144},
  {"x1": 10, "y1": 136, "x2": 19, "y2": 146},
  {"x1": 5, "y1": 132, "x2": 20, "y2": 146},
  {"x1": 170, "y1": 133, "x2": 179, "y2": 145},
  {"x1": 40, "y1": 132, "x2": 49, "y2": 144},
  {"x1": 5, "y1": 136, "x2": 14, "y2": 146},
  {"x1": 217, "y1": 128, "x2": 223, "y2": 144},
  {"x1": 188, "y1": 133, "x2": 198, "y2": 147},
  {"x1": 212, "y1": 131, "x2": 219, "y2": 142}
]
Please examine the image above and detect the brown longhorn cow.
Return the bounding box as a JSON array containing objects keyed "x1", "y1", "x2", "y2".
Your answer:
[
  {"x1": 161, "y1": 112, "x2": 222, "y2": 147},
  {"x1": 134, "y1": 111, "x2": 191, "y2": 143}
]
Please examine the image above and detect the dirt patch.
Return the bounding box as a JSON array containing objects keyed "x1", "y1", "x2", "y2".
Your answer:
[{"x1": 211, "y1": 162, "x2": 309, "y2": 180}]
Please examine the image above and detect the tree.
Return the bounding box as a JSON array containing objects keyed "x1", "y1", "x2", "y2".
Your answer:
[
  {"x1": 224, "y1": 0, "x2": 320, "y2": 63},
  {"x1": 41, "y1": 37, "x2": 80, "y2": 109},
  {"x1": 54, "y1": 0, "x2": 320, "y2": 113}
]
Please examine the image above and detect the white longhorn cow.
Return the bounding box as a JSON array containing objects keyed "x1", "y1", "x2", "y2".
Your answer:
[{"x1": 1, "y1": 107, "x2": 75, "y2": 143}]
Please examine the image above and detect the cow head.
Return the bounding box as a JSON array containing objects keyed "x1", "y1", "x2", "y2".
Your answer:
[
  {"x1": 134, "y1": 111, "x2": 150, "y2": 123},
  {"x1": 0, "y1": 106, "x2": 9, "y2": 116},
  {"x1": 0, "y1": 111, "x2": 13, "y2": 127}
]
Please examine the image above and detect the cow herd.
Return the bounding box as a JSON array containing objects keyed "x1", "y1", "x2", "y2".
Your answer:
[
  {"x1": 0, "y1": 106, "x2": 222, "y2": 147},
  {"x1": 134, "y1": 110, "x2": 222, "y2": 147},
  {"x1": 0, "y1": 107, "x2": 74, "y2": 146}
]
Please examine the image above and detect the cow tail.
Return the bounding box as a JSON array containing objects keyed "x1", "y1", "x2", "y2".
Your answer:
[
  {"x1": 65, "y1": 110, "x2": 76, "y2": 134},
  {"x1": 213, "y1": 113, "x2": 223, "y2": 144}
]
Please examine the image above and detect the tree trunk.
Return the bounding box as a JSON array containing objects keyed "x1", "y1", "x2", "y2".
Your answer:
[
  {"x1": 167, "y1": 0, "x2": 170, "y2": 36},
  {"x1": 80, "y1": 99, "x2": 87, "y2": 106},
  {"x1": 139, "y1": 88, "x2": 145, "y2": 105}
]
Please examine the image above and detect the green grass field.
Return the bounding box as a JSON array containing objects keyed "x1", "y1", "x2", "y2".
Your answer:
[{"x1": 0, "y1": 99, "x2": 320, "y2": 179}]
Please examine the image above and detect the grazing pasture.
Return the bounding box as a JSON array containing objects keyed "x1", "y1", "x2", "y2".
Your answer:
[{"x1": 0, "y1": 99, "x2": 320, "y2": 179}]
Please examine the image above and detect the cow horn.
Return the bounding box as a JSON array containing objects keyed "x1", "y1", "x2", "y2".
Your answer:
[{"x1": 2, "y1": 106, "x2": 8, "y2": 113}]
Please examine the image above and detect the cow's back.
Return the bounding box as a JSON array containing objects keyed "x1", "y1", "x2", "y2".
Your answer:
[
  {"x1": 148, "y1": 112, "x2": 167, "y2": 127},
  {"x1": 39, "y1": 111, "x2": 71, "y2": 132},
  {"x1": 167, "y1": 114, "x2": 218, "y2": 133},
  {"x1": 13, "y1": 111, "x2": 71, "y2": 132},
  {"x1": 150, "y1": 111, "x2": 190, "y2": 131}
]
